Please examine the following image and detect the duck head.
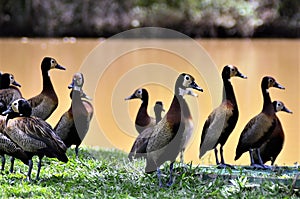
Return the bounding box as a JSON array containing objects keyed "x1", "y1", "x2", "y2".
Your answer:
[
  {"x1": 3, "y1": 98, "x2": 32, "y2": 117},
  {"x1": 68, "y1": 72, "x2": 84, "y2": 91},
  {"x1": 222, "y1": 65, "x2": 247, "y2": 80},
  {"x1": 0, "y1": 73, "x2": 21, "y2": 88},
  {"x1": 272, "y1": 100, "x2": 292, "y2": 114},
  {"x1": 262, "y1": 76, "x2": 285, "y2": 92},
  {"x1": 42, "y1": 57, "x2": 66, "y2": 72},
  {"x1": 154, "y1": 101, "x2": 165, "y2": 113},
  {"x1": 176, "y1": 73, "x2": 203, "y2": 96},
  {"x1": 125, "y1": 88, "x2": 148, "y2": 101}
]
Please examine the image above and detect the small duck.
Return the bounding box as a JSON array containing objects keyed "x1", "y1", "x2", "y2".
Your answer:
[
  {"x1": 128, "y1": 101, "x2": 165, "y2": 161},
  {"x1": 145, "y1": 73, "x2": 203, "y2": 187},
  {"x1": 28, "y1": 57, "x2": 66, "y2": 120},
  {"x1": 0, "y1": 73, "x2": 22, "y2": 108},
  {"x1": 3, "y1": 99, "x2": 68, "y2": 180},
  {"x1": 253, "y1": 101, "x2": 292, "y2": 165},
  {"x1": 199, "y1": 65, "x2": 246, "y2": 167},
  {"x1": 125, "y1": 88, "x2": 156, "y2": 134},
  {"x1": 235, "y1": 76, "x2": 285, "y2": 168},
  {"x1": 55, "y1": 73, "x2": 92, "y2": 158}
]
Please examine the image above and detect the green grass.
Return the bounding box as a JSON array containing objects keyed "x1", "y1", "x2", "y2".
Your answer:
[{"x1": 0, "y1": 147, "x2": 299, "y2": 198}]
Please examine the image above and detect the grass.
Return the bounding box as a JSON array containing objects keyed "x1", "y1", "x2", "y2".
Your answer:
[{"x1": 0, "y1": 147, "x2": 299, "y2": 198}]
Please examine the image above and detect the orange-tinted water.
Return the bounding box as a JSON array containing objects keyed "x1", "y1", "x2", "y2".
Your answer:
[{"x1": 0, "y1": 38, "x2": 298, "y2": 166}]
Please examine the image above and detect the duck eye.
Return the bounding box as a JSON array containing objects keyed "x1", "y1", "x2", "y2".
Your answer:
[{"x1": 185, "y1": 76, "x2": 190, "y2": 81}]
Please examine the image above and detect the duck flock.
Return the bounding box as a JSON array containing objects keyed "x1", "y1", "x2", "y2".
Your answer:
[
  {"x1": 0, "y1": 58, "x2": 293, "y2": 187},
  {"x1": 0, "y1": 57, "x2": 93, "y2": 181},
  {"x1": 126, "y1": 65, "x2": 293, "y2": 187}
]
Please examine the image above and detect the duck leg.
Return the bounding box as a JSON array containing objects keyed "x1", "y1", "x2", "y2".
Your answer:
[
  {"x1": 1, "y1": 155, "x2": 5, "y2": 171},
  {"x1": 218, "y1": 145, "x2": 234, "y2": 168},
  {"x1": 249, "y1": 149, "x2": 265, "y2": 169},
  {"x1": 9, "y1": 157, "x2": 15, "y2": 173},
  {"x1": 27, "y1": 159, "x2": 33, "y2": 181},
  {"x1": 36, "y1": 156, "x2": 43, "y2": 180},
  {"x1": 214, "y1": 148, "x2": 220, "y2": 165},
  {"x1": 256, "y1": 148, "x2": 272, "y2": 169},
  {"x1": 166, "y1": 162, "x2": 174, "y2": 187},
  {"x1": 156, "y1": 167, "x2": 163, "y2": 187}
]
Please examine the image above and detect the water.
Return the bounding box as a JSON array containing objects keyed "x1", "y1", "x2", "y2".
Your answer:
[{"x1": 0, "y1": 38, "x2": 299, "y2": 166}]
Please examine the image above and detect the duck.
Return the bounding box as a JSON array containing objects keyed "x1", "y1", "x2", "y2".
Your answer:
[
  {"x1": 55, "y1": 73, "x2": 92, "y2": 158},
  {"x1": 253, "y1": 101, "x2": 292, "y2": 165},
  {"x1": 199, "y1": 65, "x2": 246, "y2": 167},
  {"x1": 145, "y1": 73, "x2": 203, "y2": 187},
  {"x1": 235, "y1": 76, "x2": 285, "y2": 168},
  {"x1": 0, "y1": 73, "x2": 22, "y2": 108},
  {"x1": 3, "y1": 98, "x2": 68, "y2": 180},
  {"x1": 128, "y1": 101, "x2": 165, "y2": 161},
  {"x1": 28, "y1": 57, "x2": 66, "y2": 120},
  {"x1": 125, "y1": 88, "x2": 156, "y2": 134}
]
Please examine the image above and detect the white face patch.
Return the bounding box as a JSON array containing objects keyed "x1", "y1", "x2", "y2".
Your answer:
[
  {"x1": 228, "y1": 65, "x2": 234, "y2": 70},
  {"x1": 9, "y1": 75, "x2": 14, "y2": 84},
  {"x1": 182, "y1": 75, "x2": 192, "y2": 88},
  {"x1": 12, "y1": 100, "x2": 19, "y2": 113}
]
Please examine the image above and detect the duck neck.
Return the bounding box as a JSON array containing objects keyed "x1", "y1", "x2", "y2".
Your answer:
[
  {"x1": 136, "y1": 97, "x2": 150, "y2": 122},
  {"x1": 155, "y1": 110, "x2": 162, "y2": 124},
  {"x1": 262, "y1": 87, "x2": 273, "y2": 114},
  {"x1": 42, "y1": 69, "x2": 55, "y2": 93},
  {"x1": 167, "y1": 87, "x2": 185, "y2": 123},
  {"x1": 222, "y1": 78, "x2": 237, "y2": 105}
]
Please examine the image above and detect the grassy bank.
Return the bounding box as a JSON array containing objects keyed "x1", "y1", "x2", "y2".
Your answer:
[{"x1": 0, "y1": 147, "x2": 299, "y2": 198}]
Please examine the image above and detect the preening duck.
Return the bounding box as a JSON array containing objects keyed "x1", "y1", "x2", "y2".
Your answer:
[
  {"x1": 145, "y1": 73, "x2": 203, "y2": 187},
  {"x1": 125, "y1": 88, "x2": 156, "y2": 134},
  {"x1": 55, "y1": 73, "x2": 92, "y2": 158},
  {"x1": 235, "y1": 76, "x2": 285, "y2": 168},
  {"x1": 0, "y1": 73, "x2": 22, "y2": 108},
  {"x1": 128, "y1": 101, "x2": 164, "y2": 161},
  {"x1": 253, "y1": 101, "x2": 292, "y2": 165},
  {"x1": 28, "y1": 57, "x2": 66, "y2": 120},
  {"x1": 3, "y1": 99, "x2": 68, "y2": 180},
  {"x1": 199, "y1": 65, "x2": 246, "y2": 167}
]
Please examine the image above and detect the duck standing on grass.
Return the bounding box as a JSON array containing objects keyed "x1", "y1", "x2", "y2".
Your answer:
[
  {"x1": 199, "y1": 65, "x2": 247, "y2": 168},
  {"x1": 55, "y1": 73, "x2": 92, "y2": 158},
  {"x1": 253, "y1": 100, "x2": 292, "y2": 165},
  {"x1": 235, "y1": 76, "x2": 285, "y2": 169},
  {"x1": 125, "y1": 88, "x2": 156, "y2": 134},
  {"x1": 28, "y1": 57, "x2": 66, "y2": 120},
  {"x1": 145, "y1": 73, "x2": 203, "y2": 187},
  {"x1": 3, "y1": 99, "x2": 68, "y2": 180}
]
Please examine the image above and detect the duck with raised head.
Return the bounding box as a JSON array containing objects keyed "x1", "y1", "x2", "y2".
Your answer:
[
  {"x1": 128, "y1": 101, "x2": 165, "y2": 161},
  {"x1": 3, "y1": 99, "x2": 68, "y2": 180},
  {"x1": 199, "y1": 65, "x2": 247, "y2": 168},
  {"x1": 28, "y1": 57, "x2": 66, "y2": 120},
  {"x1": 145, "y1": 73, "x2": 203, "y2": 187},
  {"x1": 253, "y1": 101, "x2": 292, "y2": 165},
  {"x1": 55, "y1": 73, "x2": 92, "y2": 158},
  {"x1": 125, "y1": 88, "x2": 156, "y2": 134},
  {"x1": 0, "y1": 73, "x2": 22, "y2": 108},
  {"x1": 235, "y1": 76, "x2": 285, "y2": 168}
]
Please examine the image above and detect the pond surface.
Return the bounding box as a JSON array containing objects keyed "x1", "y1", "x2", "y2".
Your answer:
[{"x1": 0, "y1": 38, "x2": 299, "y2": 166}]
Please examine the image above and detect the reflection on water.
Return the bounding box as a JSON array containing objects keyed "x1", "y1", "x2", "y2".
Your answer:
[{"x1": 0, "y1": 38, "x2": 299, "y2": 166}]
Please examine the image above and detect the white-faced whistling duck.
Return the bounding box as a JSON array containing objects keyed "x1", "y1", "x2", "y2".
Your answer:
[
  {"x1": 235, "y1": 76, "x2": 285, "y2": 169},
  {"x1": 128, "y1": 101, "x2": 165, "y2": 161},
  {"x1": 28, "y1": 57, "x2": 66, "y2": 120},
  {"x1": 125, "y1": 88, "x2": 156, "y2": 134},
  {"x1": 0, "y1": 73, "x2": 22, "y2": 108},
  {"x1": 55, "y1": 73, "x2": 92, "y2": 158},
  {"x1": 145, "y1": 73, "x2": 203, "y2": 187},
  {"x1": 253, "y1": 100, "x2": 292, "y2": 165},
  {"x1": 3, "y1": 99, "x2": 68, "y2": 180},
  {"x1": 199, "y1": 65, "x2": 246, "y2": 168}
]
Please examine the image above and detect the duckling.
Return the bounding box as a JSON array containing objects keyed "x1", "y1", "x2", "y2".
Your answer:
[
  {"x1": 0, "y1": 73, "x2": 22, "y2": 108},
  {"x1": 235, "y1": 76, "x2": 285, "y2": 168},
  {"x1": 253, "y1": 101, "x2": 292, "y2": 165},
  {"x1": 199, "y1": 65, "x2": 246, "y2": 168},
  {"x1": 28, "y1": 57, "x2": 66, "y2": 120},
  {"x1": 125, "y1": 88, "x2": 156, "y2": 134},
  {"x1": 145, "y1": 73, "x2": 203, "y2": 187},
  {"x1": 3, "y1": 99, "x2": 68, "y2": 180},
  {"x1": 128, "y1": 101, "x2": 165, "y2": 161},
  {"x1": 55, "y1": 73, "x2": 92, "y2": 158}
]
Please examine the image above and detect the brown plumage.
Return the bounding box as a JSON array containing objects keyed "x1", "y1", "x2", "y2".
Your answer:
[
  {"x1": 145, "y1": 73, "x2": 203, "y2": 187},
  {"x1": 200, "y1": 65, "x2": 246, "y2": 167},
  {"x1": 0, "y1": 73, "x2": 22, "y2": 108},
  {"x1": 3, "y1": 99, "x2": 68, "y2": 180},
  {"x1": 128, "y1": 101, "x2": 164, "y2": 161},
  {"x1": 253, "y1": 101, "x2": 292, "y2": 165},
  {"x1": 125, "y1": 88, "x2": 156, "y2": 134},
  {"x1": 235, "y1": 76, "x2": 285, "y2": 168},
  {"x1": 28, "y1": 57, "x2": 66, "y2": 120},
  {"x1": 55, "y1": 73, "x2": 92, "y2": 158}
]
